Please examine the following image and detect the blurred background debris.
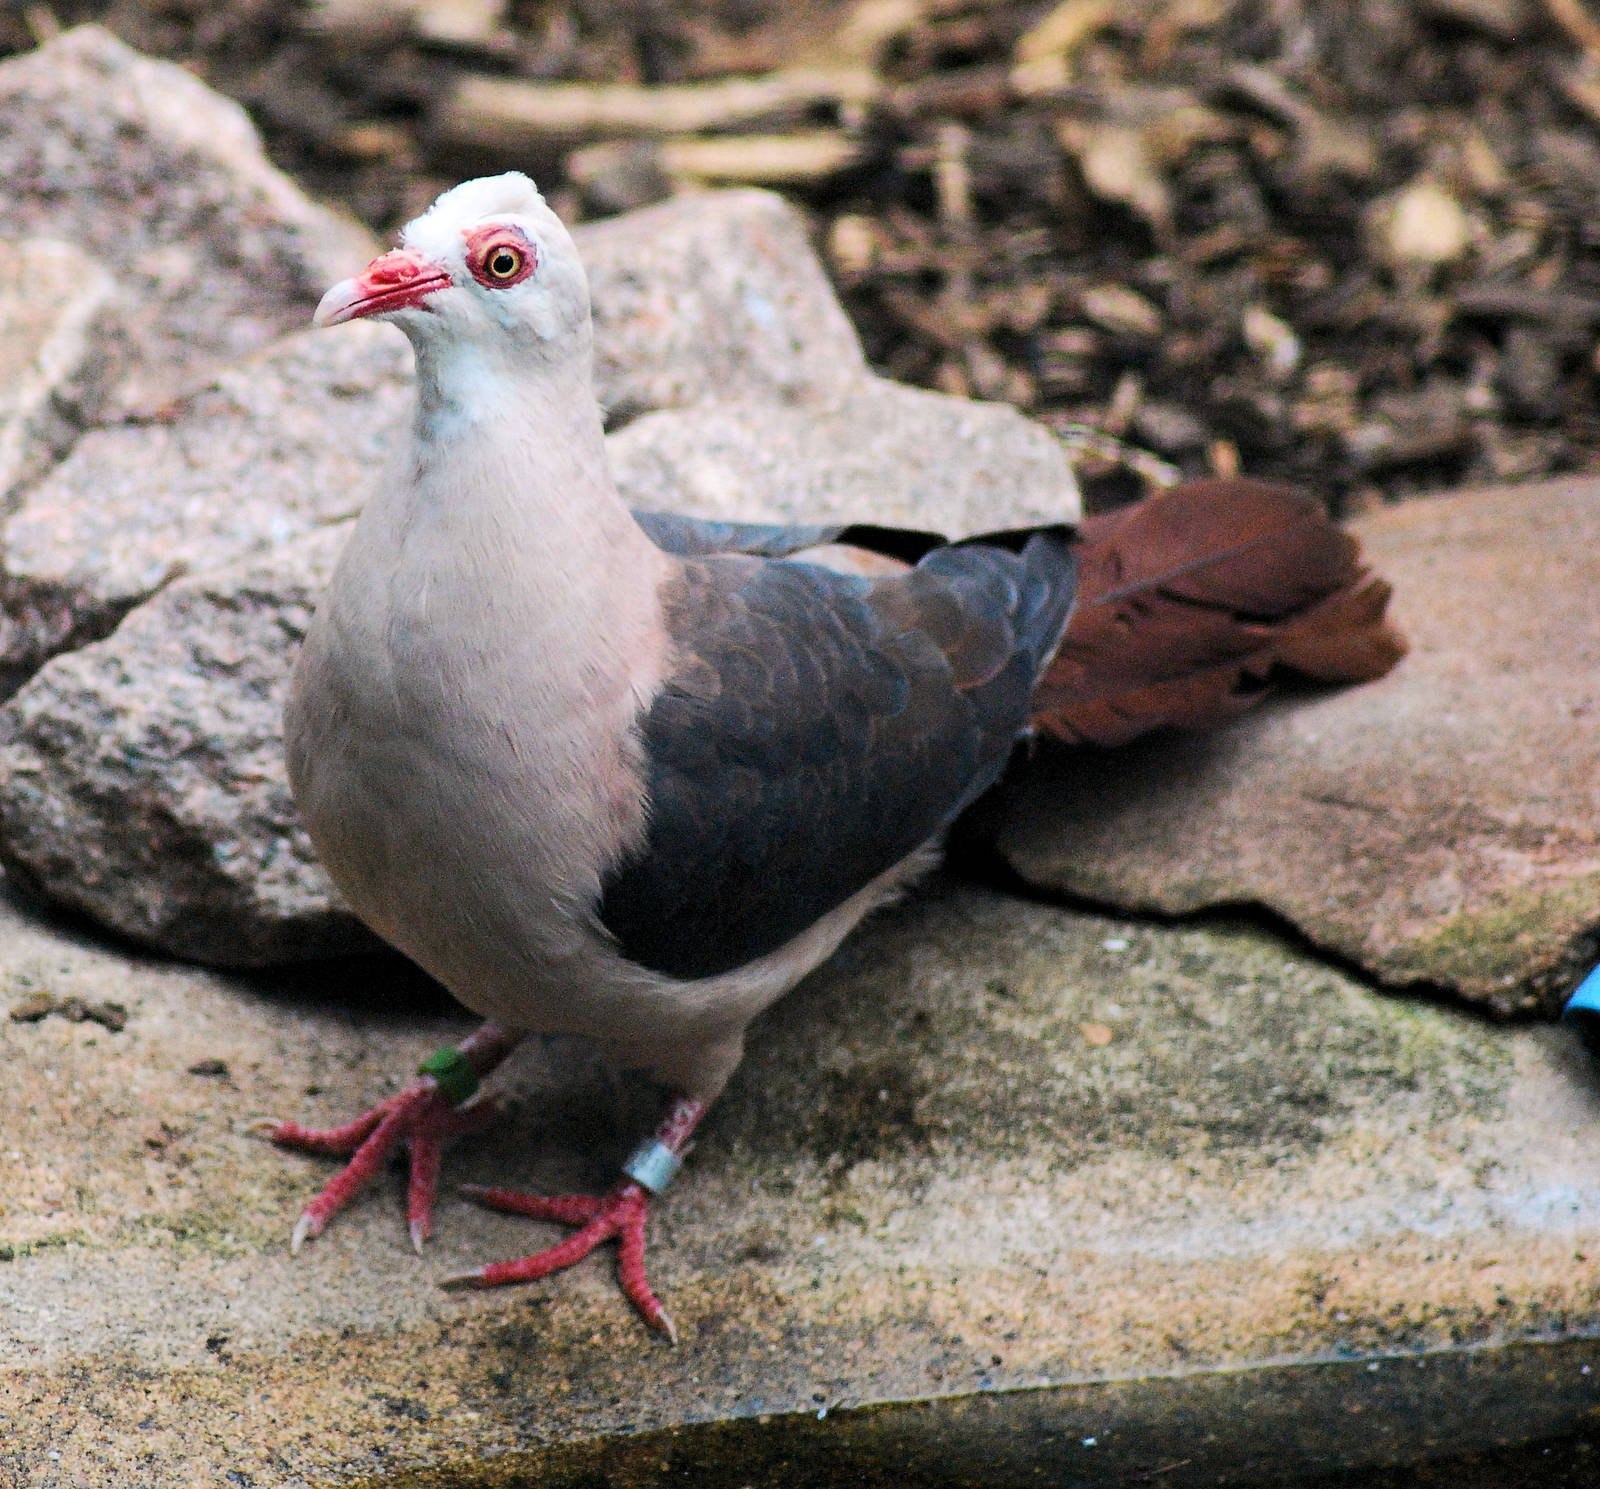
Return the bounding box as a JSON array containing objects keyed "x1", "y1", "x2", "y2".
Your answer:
[{"x1": 7, "y1": 0, "x2": 1600, "y2": 512}]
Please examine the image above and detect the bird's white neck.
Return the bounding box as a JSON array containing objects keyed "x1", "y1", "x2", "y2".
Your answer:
[{"x1": 397, "y1": 338, "x2": 668, "y2": 638}]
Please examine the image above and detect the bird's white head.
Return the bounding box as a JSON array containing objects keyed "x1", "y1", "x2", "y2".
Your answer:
[{"x1": 314, "y1": 173, "x2": 590, "y2": 374}]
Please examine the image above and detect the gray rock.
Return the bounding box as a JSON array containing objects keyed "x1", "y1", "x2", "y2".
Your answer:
[
  {"x1": 575, "y1": 188, "x2": 867, "y2": 423},
  {"x1": 0, "y1": 321, "x2": 411, "y2": 690},
  {"x1": 0, "y1": 25, "x2": 375, "y2": 416},
  {"x1": 992, "y1": 475, "x2": 1600, "y2": 1017},
  {"x1": 609, "y1": 378, "x2": 1081, "y2": 534},
  {"x1": 3, "y1": 876, "x2": 1598, "y2": 1482},
  {"x1": 0, "y1": 526, "x2": 369, "y2": 965},
  {"x1": 0, "y1": 238, "x2": 125, "y2": 512}
]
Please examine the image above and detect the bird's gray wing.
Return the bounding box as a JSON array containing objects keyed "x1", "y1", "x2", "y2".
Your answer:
[
  {"x1": 631, "y1": 510, "x2": 944, "y2": 566},
  {"x1": 596, "y1": 531, "x2": 1075, "y2": 980}
]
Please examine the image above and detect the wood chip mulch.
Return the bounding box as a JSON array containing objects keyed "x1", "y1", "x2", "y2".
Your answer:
[{"x1": 12, "y1": 0, "x2": 1600, "y2": 512}]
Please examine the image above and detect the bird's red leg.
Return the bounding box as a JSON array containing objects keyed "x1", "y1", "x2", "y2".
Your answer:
[
  {"x1": 265, "y1": 1021, "x2": 523, "y2": 1253},
  {"x1": 443, "y1": 1092, "x2": 707, "y2": 1342}
]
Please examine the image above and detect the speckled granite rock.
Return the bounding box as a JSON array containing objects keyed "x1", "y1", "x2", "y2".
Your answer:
[
  {"x1": 0, "y1": 239, "x2": 125, "y2": 512},
  {"x1": 0, "y1": 26, "x2": 376, "y2": 417},
  {"x1": 0, "y1": 28, "x2": 870, "y2": 433},
  {"x1": 609, "y1": 378, "x2": 1080, "y2": 534},
  {"x1": 575, "y1": 188, "x2": 867, "y2": 423},
  {"x1": 992, "y1": 475, "x2": 1600, "y2": 1017},
  {"x1": 0, "y1": 322, "x2": 411, "y2": 691},
  {"x1": 2, "y1": 878, "x2": 1596, "y2": 1485},
  {"x1": 0, "y1": 526, "x2": 366, "y2": 965}
]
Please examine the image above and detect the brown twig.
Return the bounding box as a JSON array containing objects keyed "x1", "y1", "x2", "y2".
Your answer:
[
  {"x1": 654, "y1": 132, "x2": 863, "y2": 185},
  {"x1": 1545, "y1": 0, "x2": 1600, "y2": 55},
  {"x1": 1048, "y1": 421, "x2": 1182, "y2": 488},
  {"x1": 435, "y1": 69, "x2": 880, "y2": 152}
]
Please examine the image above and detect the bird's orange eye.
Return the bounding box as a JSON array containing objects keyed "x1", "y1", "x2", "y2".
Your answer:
[
  {"x1": 465, "y1": 226, "x2": 538, "y2": 289},
  {"x1": 485, "y1": 245, "x2": 524, "y2": 280}
]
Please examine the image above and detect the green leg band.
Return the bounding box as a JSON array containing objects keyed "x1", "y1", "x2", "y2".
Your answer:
[{"x1": 418, "y1": 1046, "x2": 480, "y2": 1107}]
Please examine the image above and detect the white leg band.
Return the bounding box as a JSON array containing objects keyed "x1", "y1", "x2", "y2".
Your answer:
[{"x1": 622, "y1": 1139, "x2": 683, "y2": 1195}]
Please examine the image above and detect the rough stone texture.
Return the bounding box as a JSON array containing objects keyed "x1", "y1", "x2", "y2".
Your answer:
[
  {"x1": 0, "y1": 527, "x2": 368, "y2": 966},
  {"x1": 610, "y1": 378, "x2": 1080, "y2": 534},
  {"x1": 0, "y1": 239, "x2": 125, "y2": 512},
  {"x1": 0, "y1": 25, "x2": 375, "y2": 416},
  {"x1": 993, "y1": 475, "x2": 1600, "y2": 1017},
  {"x1": 0, "y1": 321, "x2": 412, "y2": 689},
  {"x1": 574, "y1": 189, "x2": 868, "y2": 424},
  {"x1": 2, "y1": 877, "x2": 1597, "y2": 1485}
]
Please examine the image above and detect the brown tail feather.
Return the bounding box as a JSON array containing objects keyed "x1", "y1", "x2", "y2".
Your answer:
[{"x1": 1031, "y1": 477, "x2": 1406, "y2": 747}]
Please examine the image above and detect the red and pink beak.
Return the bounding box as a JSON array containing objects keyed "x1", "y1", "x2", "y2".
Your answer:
[{"x1": 313, "y1": 248, "x2": 453, "y2": 328}]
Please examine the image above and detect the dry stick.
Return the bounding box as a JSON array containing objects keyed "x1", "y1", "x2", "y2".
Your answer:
[
  {"x1": 1013, "y1": 0, "x2": 1116, "y2": 63},
  {"x1": 1010, "y1": 0, "x2": 1116, "y2": 96},
  {"x1": 1048, "y1": 423, "x2": 1181, "y2": 489},
  {"x1": 567, "y1": 132, "x2": 862, "y2": 189},
  {"x1": 435, "y1": 68, "x2": 880, "y2": 151},
  {"x1": 22, "y1": 3, "x2": 61, "y2": 43},
  {"x1": 934, "y1": 121, "x2": 975, "y2": 228},
  {"x1": 1546, "y1": 0, "x2": 1600, "y2": 55},
  {"x1": 931, "y1": 122, "x2": 1000, "y2": 396},
  {"x1": 306, "y1": 0, "x2": 509, "y2": 47},
  {"x1": 658, "y1": 132, "x2": 862, "y2": 185}
]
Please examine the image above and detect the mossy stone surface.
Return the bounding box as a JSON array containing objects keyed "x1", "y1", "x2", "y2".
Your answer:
[{"x1": 4, "y1": 874, "x2": 1598, "y2": 1485}]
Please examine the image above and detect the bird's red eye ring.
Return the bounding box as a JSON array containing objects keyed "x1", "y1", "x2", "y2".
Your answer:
[{"x1": 465, "y1": 226, "x2": 538, "y2": 289}]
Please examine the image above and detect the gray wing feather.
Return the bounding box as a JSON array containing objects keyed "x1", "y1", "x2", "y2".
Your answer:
[
  {"x1": 596, "y1": 531, "x2": 1075, "y2": 979},
  {"x1": 631, "y1": 510, "x2": 945, "y2": 565}
]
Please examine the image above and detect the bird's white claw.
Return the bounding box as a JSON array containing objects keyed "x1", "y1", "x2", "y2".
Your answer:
[
  {"x1": 247, "y1": 1117, "x2": 284, "y2": 1138},
  {"x1": 290, "y1": 1212, "x2": 318, "y2": 1256},
  {"x1": 655, "y1": 1308, "x2": 679, "y2": 1347},
  {"x1": 410, "y1": 1218, "x2": 428, "y2": 1256},
  {"x1": 437, "y1": 1267, "x2": 486, "y2": 1291}
]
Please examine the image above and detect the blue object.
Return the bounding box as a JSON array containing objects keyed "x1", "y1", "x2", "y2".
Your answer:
[
  {"x1": 622, "y1": 1138, "x2": 683, "y2": 1195},
  {"x1": 1563, "y1": 965, "x2": 1600, "y2": 1052}
]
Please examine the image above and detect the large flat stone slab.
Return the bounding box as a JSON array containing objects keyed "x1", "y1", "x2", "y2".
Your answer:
[
  {"x1": 3, "y1": 877, "x2": 1597, "y2": 1484},
  {"x1": 0, "y1": 26, "x2": 376, "y2": 416},
  {"x1": 994, "y1": 476, "x2": 1600, "y2": 1017}
]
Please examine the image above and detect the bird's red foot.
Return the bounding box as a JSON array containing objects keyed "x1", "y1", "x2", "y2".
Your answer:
[
  {"x1": 445, "y1": 1180, "x2": 677, "y2": 1340},
  {"x1": 268, "y1": 1082, "x2": 499, "y2": 1252},
  {"x1": 264, "y1": 1022, "x2": 521, "y2": 1253},
  {"x1": 438, "y1": 1092, "x2": 708, "y2": 1341}
]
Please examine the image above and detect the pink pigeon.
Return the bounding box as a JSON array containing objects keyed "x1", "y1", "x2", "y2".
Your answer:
[{"x1": 271, "y1": 173, "x2": 1403, "y2": 1340}]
